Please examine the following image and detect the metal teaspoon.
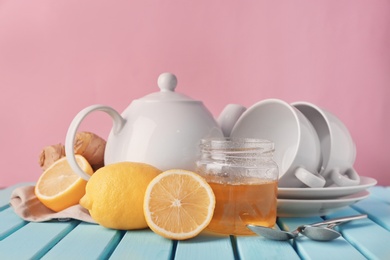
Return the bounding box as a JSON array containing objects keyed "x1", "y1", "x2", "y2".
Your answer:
[{"x1": 247, "y1": 214, "x2": 367, "y2": 241}]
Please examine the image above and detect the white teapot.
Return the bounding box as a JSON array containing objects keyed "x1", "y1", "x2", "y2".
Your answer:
[{"x1": 65, "y1": 73, "x2": 225, "y2": 180}]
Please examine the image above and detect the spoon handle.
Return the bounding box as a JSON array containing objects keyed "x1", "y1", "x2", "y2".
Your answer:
[{"x1": 311, "y1": 214, "x2": 367, "y2": 227}]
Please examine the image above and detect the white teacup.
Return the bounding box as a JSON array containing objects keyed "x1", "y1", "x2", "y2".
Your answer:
[
  {"x1": 292, "y1": 102, "x2": 359, "y2": 187},
  {"x1": 229, "y1": 99, "x2": 323, "y2": 188},
  {"x1": 217, "y1": 104, "x2": 246, "y2": 137}
]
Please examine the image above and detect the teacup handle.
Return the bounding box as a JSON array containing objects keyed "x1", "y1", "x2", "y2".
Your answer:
[
  {"x1": 330, "y1": 168, "x2": 360, "y2": 187},
  {"x1": 294, "y1": 167, "x2": 326, "y2": 188},
  {"x1": 65, "y1": 105, "x2": 125, "y2": 180}
]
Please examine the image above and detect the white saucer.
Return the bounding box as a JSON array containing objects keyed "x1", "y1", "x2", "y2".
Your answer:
[
  {"x1": 277, "y1": 190, "x2": 369, "y2": 217},
  {"x1": 278, "y1": 176, "x2": 376, "y2": 199}
]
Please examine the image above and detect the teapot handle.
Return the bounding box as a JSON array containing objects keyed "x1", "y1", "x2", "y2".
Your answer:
[{"x1": 65, "y1": 105, "x2": 125, "y2": 180}]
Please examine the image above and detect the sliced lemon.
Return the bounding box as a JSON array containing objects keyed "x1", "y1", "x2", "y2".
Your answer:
[
  {"x1": 144, "y1": 169, "x2": 215, "y2": 240},
  {"x1": 35, "y1": 154, "x2": 93, "y2": 212}
]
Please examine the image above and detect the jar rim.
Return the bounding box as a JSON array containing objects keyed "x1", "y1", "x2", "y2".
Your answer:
[{"x1": 200, "y1": 137, "x2": 274, "y2": 153}]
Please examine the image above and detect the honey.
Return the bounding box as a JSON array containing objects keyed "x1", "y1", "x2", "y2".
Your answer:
[
  {"x1": 196, "y1": 138, "x2": 279, "y2": 235},
  {"x1": 205, "y1": 179, "x2": 277, "y2": 235}
]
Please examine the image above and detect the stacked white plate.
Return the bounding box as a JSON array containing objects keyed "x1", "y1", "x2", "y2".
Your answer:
[{"x1": 277, "y1": 176, "x2": 377, "y2": 217}]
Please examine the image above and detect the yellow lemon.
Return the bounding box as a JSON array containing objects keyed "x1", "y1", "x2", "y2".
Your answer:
[
  {"x1": 80, "y1": 162, "x2": 161, "y2": 230},
  {"x1": 144, "y1": 169, "x2": 215, "y2": 240},
  {"x1": 35, "y1": 155, "x2": 93, "y2": 212}
]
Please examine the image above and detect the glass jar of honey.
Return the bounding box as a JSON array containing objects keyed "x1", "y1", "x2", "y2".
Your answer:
[{"x1": 196, "y1": 138, "x2": 278, "y2": 235}]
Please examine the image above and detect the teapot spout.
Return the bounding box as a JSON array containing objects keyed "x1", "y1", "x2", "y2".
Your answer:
[{"x1": 217, "y1": 104, "x2": 246, "y2": 137}]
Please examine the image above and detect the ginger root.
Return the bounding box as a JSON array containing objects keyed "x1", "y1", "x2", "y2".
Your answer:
[
  {"x1": 39, "y1": 143, "x2": 65, "y2": 171},
  {"x1": 39, "y1": 131, "x2": 106, "y2": 171},
  {"x1": 73, "y1": 131, "x2": 106, "y2": 170}
]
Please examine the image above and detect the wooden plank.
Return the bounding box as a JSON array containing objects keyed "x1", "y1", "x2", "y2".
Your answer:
[
  {"x1": 367, "y1": 186, "x2": 390, "y2": 204},
  {"x1": 0, "y1": 221, "x2": 78, "y2": 259},
  {"x1": 326, "y1": 207, "x2": 390, "y2": 259},
  {"x1": 0, "y1": 207, "x2": 27, "y2": 240},
  {"x1": 110, "y1": 229, "x2": 173, "y2": 259},
  {"x1": 40, "y1": 222, "x2": 122, "y2": 259},
  {"x1": 351, "y1": 196, "x2": 390, "y2": 231},
  {"x1": 175, "y1": 232, "x2": 235, "y2": 260},
  {"x1": 278, "y1": 215, "x2": 366, "y2": 260},
  {"x1": 236, "y1": 233, "x2": 300, "y2": 260}
]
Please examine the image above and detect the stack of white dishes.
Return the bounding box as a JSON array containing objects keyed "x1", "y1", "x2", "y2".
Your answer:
[
  {"x1": 220, "y1": 99, "x2": 377, "y2": 217},
  {"x1": 277, "y1": 176, "x2": 376, "y2": 217}
]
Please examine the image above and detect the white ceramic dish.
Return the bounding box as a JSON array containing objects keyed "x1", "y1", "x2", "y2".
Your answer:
[
  {"x1": 277, "y1": 190, "x2": 369, "y2": 217},
  {"x1": 278, "y1": 176, "x2": 376, "y2": 199},
  {"x1": 66, "y1": 73, "x2": 224, "y2": 180}
]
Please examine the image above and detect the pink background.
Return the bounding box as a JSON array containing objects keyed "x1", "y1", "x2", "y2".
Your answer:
[{"x1": 1, "y1": 1, "x2": 389, "y2": 187}]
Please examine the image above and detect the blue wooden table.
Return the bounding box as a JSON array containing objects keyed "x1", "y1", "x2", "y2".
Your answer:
[{"x1": 1, "y1": 183, "x2": 389, "y2": 259}]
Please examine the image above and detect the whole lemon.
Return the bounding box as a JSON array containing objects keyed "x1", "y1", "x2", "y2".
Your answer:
[{"x1": 80, "y1": 162, "x2": 161, "y2": 230}]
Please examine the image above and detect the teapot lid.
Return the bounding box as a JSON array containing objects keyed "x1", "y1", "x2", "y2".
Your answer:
[{"x1": 140, "y1": 73, "x2": 197, "y2": 102}]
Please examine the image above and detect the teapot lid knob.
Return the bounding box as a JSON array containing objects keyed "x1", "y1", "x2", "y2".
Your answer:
[{"x1": 158, "y1": 72, "x2": 177, "y2": 92}]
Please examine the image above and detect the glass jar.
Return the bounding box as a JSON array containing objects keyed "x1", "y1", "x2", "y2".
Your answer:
[{"x1": 196, "y1": 138, "x2": 278, "y2": 235}]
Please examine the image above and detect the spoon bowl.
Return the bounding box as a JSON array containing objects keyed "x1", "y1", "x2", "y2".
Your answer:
[{"x1": 300, "y1": 225, "x2": 341, "y2": 241}]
